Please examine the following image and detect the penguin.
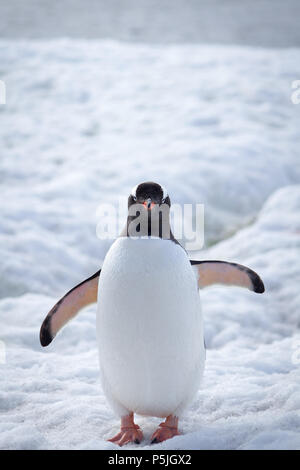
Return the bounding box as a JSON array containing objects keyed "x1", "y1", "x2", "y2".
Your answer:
[{"x1": 40, "y1": 181, "x2": 265, "y2": 446}]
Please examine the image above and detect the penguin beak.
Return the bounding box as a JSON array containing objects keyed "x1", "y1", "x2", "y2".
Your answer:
[{"x1": 143, "y1": 198, "x2": 155, "y2": 210}]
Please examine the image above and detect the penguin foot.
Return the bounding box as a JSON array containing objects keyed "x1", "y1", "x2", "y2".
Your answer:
[
  {"x1": 151, "y1": 415, "x2": 180, "y2": 444},
  {"x1": 108, "y1": 426, "x2": 143, "y2": 446},
  {"x1": 108, "y1": 413, "x2": 143, "y2": 446}
]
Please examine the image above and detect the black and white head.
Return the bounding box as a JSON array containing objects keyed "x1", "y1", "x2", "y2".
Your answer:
[
  {"x1": 128, "y1": 182, "x2": 170, "y2": 210},
  {"x1": 125, "y1": 182, "x2": 175, "y2": 239}
]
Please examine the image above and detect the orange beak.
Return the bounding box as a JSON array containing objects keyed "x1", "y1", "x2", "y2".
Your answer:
[{"x1": 143, "y1": 198, "x2": 155, "y2": 210}]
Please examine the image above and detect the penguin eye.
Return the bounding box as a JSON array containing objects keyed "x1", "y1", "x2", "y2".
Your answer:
[{"x1": 132, "y1": 195, "x2": 137, "y2": 202}]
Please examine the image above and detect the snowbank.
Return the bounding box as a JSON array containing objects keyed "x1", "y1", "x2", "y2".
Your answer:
[
  {"x1": 1, "y1": 40, "x2": 300, "y2": 297},
  {"x1": 0, "y1": 40, "x2": 300, "y2": 449},
  {"x1": 1, "y1": 184, "x2": 299, "y2": 449}
]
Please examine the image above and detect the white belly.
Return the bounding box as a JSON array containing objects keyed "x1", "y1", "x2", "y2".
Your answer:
[{"x1": 97, "y1": 237, "x2": 205, "y2": 418}]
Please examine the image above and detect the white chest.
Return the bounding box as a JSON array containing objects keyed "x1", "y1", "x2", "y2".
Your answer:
[{"x1": 96, "y1": 237, "x2": 205, "y2": 417}]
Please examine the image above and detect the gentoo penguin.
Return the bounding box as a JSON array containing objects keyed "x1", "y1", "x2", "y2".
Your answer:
[{"x1": 40, "y1": 182, "x2": 265, "y2": 446}]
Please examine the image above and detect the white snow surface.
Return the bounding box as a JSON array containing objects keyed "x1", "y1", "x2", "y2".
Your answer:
[{"x1": 0, "y1": 40, "x2": 300, "y2": 449}]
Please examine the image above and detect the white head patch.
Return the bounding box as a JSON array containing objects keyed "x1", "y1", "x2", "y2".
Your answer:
[
  {"x1": 131, "y1": 184, "x2": 139, "y2": 198},
  {"x1": 161, "y1": 185, "x2": 168, "y2": 201}
]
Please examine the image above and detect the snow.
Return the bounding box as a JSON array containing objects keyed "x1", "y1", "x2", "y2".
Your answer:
[{"x1": 0, "y1": 40, "x2": 300, "y2": 449}]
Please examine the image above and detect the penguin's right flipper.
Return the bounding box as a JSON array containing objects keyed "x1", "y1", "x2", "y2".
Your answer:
[{"x1": 40, "y1": 270, "x2": 101, "y2": 347}]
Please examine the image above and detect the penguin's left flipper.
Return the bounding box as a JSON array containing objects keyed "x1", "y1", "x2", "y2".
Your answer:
[
  {"x1": 190, "y1": 260, "x2": 265, "y2": 293},
  {"x1": 40, "y1": 270, "x2": 101, "y2": 347}
]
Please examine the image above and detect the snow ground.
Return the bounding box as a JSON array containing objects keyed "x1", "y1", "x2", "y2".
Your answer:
[{"x1": 0, "y1": 40, "x2": 300, "y2": 449}]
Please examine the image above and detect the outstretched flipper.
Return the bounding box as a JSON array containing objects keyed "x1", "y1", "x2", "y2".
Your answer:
[
  {"x1": 40, "y1": 270, "x2": 101, "y2": 347},
  {"x1": 190, "y1": 260, "x2": 264, "y2": 293}
]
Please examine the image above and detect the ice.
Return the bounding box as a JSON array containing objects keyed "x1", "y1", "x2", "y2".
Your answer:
[{"x1": 0, "y1": 40, "x2": 300, "y2": 449}]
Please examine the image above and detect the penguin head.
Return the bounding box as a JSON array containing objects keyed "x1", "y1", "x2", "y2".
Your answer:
[
  {"x1": 128, "y1": 182, "x2": 170, "y2": 210},
  {"x1": 126, "y1": 182, "x2": 172, "y2": 238}
]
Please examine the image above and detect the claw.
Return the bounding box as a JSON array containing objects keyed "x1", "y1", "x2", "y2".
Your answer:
[
  {"x1": 108, "y1": 426, "x2": 143, "y2": 446},
  {"x1": 151, "y1": 415, "x2": 180, "y2": 444}
]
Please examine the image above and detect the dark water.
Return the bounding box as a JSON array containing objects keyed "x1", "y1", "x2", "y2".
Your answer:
[{"x1": 0, "y1": 0, "x2": 300, "y2": 47}]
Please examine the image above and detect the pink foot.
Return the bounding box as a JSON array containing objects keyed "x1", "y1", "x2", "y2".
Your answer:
[
  {"x1": 151, "y1": 415, "x2": 180, "y2": 444},
  {"x1": 108, "y1": 413, "x2": 143, "y2": 446}
]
